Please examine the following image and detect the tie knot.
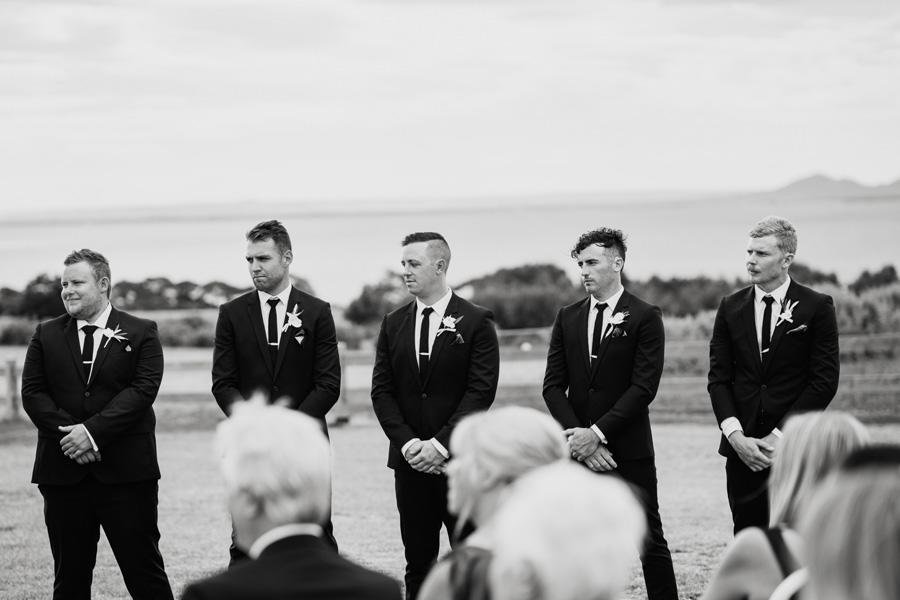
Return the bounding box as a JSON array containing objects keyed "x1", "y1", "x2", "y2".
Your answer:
[
  {"x1": 595, "y1": 303, "x2": 607, "y2": 312},
  {"x1": 267, "y1": 298, "x2": 280, "y2": 308},
  {"x1": 422, "y1": 307, "x2": 434, "y2": 318},
  {"x1": 82, "y1": 325, "x2": 98, "y2": 335},
  {"x1": 762, "y1": 296, "x2": 775, "y2": 306}
]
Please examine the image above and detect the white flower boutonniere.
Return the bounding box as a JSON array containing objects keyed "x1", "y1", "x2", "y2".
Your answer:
[
  {"x1": 775, "y1": 300, "x2": 798, "y2": 328},
  {"x1": 436, "y1": 315, "x2": 465, "y2": 345},
  {"x1": 281, "y1": 307, "x2": 303, "y2": 332},
  {"x1": 607, "y1": 311, "x2": 630, "y2": 339},
  {"x1": 100, "y1": 325, "x2": 128, "y2": 348}
]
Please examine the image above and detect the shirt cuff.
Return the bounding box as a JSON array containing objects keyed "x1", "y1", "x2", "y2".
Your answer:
[
  {"x1": 771, "y1": 427, "x2": 783, "y2": 439},
  {"x1": 80, "y1": 424, "x2": 99, "y2": 452},
  {"x1": 590, "y1": 424, "x2": 608, "y2": 445},
  {"x1": 429, "y1": 438, "x2": 450, "y2": 459},
  {"x1": 401, "y1": 438, "x2": 421, "y2": 457},
  {"x1": 720, "y1": 417, "x2": 743, "y2": 439}
]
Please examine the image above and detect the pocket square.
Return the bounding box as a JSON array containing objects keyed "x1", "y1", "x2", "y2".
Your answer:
[
  {"x1": 786, "y1": 324, "x2": 808, "y2": 335},
  {"x1": 294, "y1": 335, "x2": 305, "y2": 346}
]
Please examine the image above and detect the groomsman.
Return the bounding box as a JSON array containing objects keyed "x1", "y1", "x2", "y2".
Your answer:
[
  {"x1": 708, "y1": 216, "x2": 839, "y2": 532},
  {"x1": 22, "y1": 249, "x2": 173, "y2": 600},
  {"x1": 212, "y1": 219, "x2": 341, "y2": 559},
  {"x1": 371, "y1": 232, "x2": 499, "y2": 600},
  {"x1": 543, "y1": 228, "x2": 679, "y2": 600}
]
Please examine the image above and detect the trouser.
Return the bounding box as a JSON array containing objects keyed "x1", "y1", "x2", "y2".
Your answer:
[{"x1": 725, "y1": 455, "x2": 770, "y2": 534}]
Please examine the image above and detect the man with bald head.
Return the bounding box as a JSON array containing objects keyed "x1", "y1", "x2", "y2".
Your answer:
[{"x1": 372, "y1": 232, "x2": 500, "y2": 599}]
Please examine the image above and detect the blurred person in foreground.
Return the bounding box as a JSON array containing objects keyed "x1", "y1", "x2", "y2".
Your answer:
[
  {"x1": 800, "y1": 467, "x2": 900, "y2": 600},
  {"x1": 371, "y1": 232, "x2": 500, "y2": 599},
  {"x1": 181, "y1": 401, "x2": 401, "y2": 600},
  {"x1": 212, "y1": 219, "x2": 341, "y2": 558},
  {"x1": 487, "y1": 461, "x2": 646, "y2": 600},
  {"x1": 700, "y1": 411, "x2": 869, "y2": 600},
  {"x1": 22, "y1": 249, "x2": 173, "y2": 600},
  {"x1": 543, "y1": 227, "x2": 678, "y2": 600},
  {"x1": 708, "y1": 216, "x2": 840, "y2": 533},
  {"x1": 418, "y1": 406, "x2": 567, "y2": 600}
]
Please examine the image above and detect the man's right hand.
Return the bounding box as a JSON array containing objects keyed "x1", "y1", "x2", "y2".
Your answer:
[
  {"x1": 582, "y1": 445, "x2": 617, "y2": 472},
  {"x1": 728, "y1": 431, "x2": 773, "y2": 472},
  {"x1": 74, "y1": 450, "x2": 102, "y2": 465}
]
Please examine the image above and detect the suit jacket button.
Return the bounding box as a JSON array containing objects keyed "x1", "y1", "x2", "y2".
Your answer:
[
  {"x1": 589, "y1": 388, "x2": 595, "y2": 393},
  {"x1": 84, "y1": 391, "x2": 90, "y2": 398},
  {"x1": 421, "y1": 393, "x2": 427, "y2": 400},
  {"x1": 273, "y1": 386, "x2": 280, "y2": 393},
  {"x1": 761, "y1": 384, "x2": 768, "y2": 391}
]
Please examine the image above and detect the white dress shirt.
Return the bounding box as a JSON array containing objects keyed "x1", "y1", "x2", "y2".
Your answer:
[
  {"x1": 75, "y1": 301, "x2": 112, "y2": 451},
  {"x1": 247, "y1": 523, "x2": 323, "y2": 559},
  {"x1": 257, "y1": 285, "x2": 292, "y2": 346},
  {"x1": 584, "y1": 286, "x2": 624, "y2": 445},
  {"x1": 401, "y1": 288, "x2": 454, "y2": 459}
]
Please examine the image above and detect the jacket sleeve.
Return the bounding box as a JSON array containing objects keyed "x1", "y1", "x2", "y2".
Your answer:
[
  {"x1": 371, "y1": 316, "x2": 419, "y2": 450},
  {"x1": 211, "y1": 305, "x2": 245, "y2": 415},
  {"x1": 594, "y1": 305, "x2": 665, "y2": 437},
  {"x1": 708, "y1": 297, "x2": 739, "y2": 425},
  {"x1": 542, "y1": 307, "x2": 581, "y2": 429},
  {"x1": 21, "y1": 323, "x2": 78, "y2": 435},
  {"x1": 298, "y1": 303, "x2": 341, "y2": 419}
]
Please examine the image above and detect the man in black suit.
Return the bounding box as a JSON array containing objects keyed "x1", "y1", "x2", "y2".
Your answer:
[
  {"x1": 543, "y1": 228, "x2": 679, "y2": 600},
  {"x1": 22, "y1": 249, "x2": 174, "y2": 600},
  {"x1": 212, "y1": 219, "x2": 341, "y2": 559},
  {"x1": 708, "y1": 216, "x2": 839, "y2": 533},
  {"x1": 372, "y1": 232, "x2": 500, "y2": 600},
  {"x1": 181, "y1": 401, "x2": 401, "y2": 600}
]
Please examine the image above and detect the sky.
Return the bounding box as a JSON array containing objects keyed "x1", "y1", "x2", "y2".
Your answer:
[{"x1": 1, "y1": 0, "x2": 899, "y2": 215}]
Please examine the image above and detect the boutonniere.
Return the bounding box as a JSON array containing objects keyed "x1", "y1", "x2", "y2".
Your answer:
[
  {"x1": 281, "y1": 307, "x2": 303, "y2": 332},
  {"x1": 775, "y1": 299, "x2": 798, "y2": 327},
  {"x1": 786, "y1": 324, "x2": 808, "y2": 336},
  {"x1": 436, "y1": 314, "x2": 465, "y2": 345},
  {"x1": 100, "y1": 325, "x2": 128, "y2": 348},
  {"x1": 606, "y1": 311, "x2": 629, "y2": 338}
]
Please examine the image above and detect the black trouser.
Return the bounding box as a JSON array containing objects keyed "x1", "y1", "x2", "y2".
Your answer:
[
  {"x1": 394, "y1": 467, "x2": 470, "y2": 600},
  {"x1": 39, "y1": 477, "x2": 174, "y2": 600},
  {"x1": 725, "y1": 456, "x2": 770, "y2": 534},
  {"x1": 597, "y1": 457, "x2": 680, "y2": 600}
]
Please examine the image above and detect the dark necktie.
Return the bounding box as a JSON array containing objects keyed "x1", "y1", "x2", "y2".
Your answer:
[
  {"x1": 590, "y1": 303, "x2": 607, "y2": 366},
  {"x1": 761, "y1": 295, "x2": 775, "y2": 355},
  {"x1": 419, "y1": 307, "x2": 434, "y2": 376},
  {"x1": 267, "y1": 298, "x2": 280, "y2": 362},
  {"x1": 81, "y1": 325, "x2": 98, "y2": 380}
]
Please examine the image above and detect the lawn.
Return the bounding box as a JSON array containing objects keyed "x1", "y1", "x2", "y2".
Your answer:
[{"x1": 1, "y1": 404, "x2": 897, "y2": 600}]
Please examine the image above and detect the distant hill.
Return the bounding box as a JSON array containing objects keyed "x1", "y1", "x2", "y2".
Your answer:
[{"x1": 773, "y1": 174, "x2": 900, "y2": 199}]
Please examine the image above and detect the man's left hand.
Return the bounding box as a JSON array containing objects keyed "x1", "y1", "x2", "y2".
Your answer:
[
  {"x1": 760, "y1": 431, "x2": 781, "y2": 459},
  {"x1": 564, "y1": 427, "x2": 600, "y2": 460},
  {"x1": 59, "y1": 424, "x2": 93, "y2": 459},
  {"x1": 408, "y1": 442, "x2": 446, "y2": 475}
]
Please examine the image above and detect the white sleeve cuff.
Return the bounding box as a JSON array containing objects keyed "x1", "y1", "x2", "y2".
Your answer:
[
  {"x1": 429, "y1": 438, "x2": 450, "y2": 459},
  {"x1": 720, "y1": 417, "x2": 743, "y2": 439},
  {"x1": 80, "y1": 424, "x2": 99, "y2": 452},
  {"x1": 590, "y1": 424, "x2": 608, "y2": 445},
  {"x1": 401, "y1": 438, "x2": 420, "y2": 457},
  {"x1": 771, "y1": 427, "x2": 783, "y2": 439}
]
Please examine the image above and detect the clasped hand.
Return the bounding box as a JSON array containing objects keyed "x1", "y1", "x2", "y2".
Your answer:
[
  {"x1": 728, "y1": 431, "x2": 776, "y2": 472},
  {"x1": 59, "y1": 424, "x2": 101, "y2": 464},
  {"x1": 404, "y1": 440, "x2": 446, "y2": 475},
  {"x1": 564, "y1": 427, "x2": 616, "y2": 472}
]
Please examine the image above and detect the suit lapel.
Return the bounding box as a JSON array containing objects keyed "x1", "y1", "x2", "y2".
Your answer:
[
  {"x1": 273, "y1": 288, "x2": 302, "y2": 378},
  {"x1": 64, "y1": 318, "x2": 88, "y2": 385},
  {"x1": 422, "y1": 294, "x2": 459, "y2": 389},
  {"x1": 590, "y1": 292, "x2": 628, "y2": 380},
  {"x1": 575, "y1": 299, "x2": 591, "y2": 375},
  {"x1": 740, "y1": 288, "x2": 762, "y2": 372},
  {"x1": 763, "y1": 281, "x2": 798, "y2": 375},
  {"x1": 246, "y1": 292, "x2": 275, "y2": 376},
  {"x1": 397, "y1": 302, "x2": 420, "y2": 386},
  {"x1": 89, "y1": 307, "x2": 119, "y2": 386}
]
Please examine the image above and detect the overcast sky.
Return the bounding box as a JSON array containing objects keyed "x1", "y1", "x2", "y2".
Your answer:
[{"x1": 1, "y1": 0, "x2": 898, "y2": 214}]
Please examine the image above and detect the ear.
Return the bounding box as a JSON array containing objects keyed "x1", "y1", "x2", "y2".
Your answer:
[
  {"x1": 98, "y1": 277, "x2": 111, "y2": 294},
  {"x1": 613, "y1": 256, "x2": 624, "y2": 272},
  {"x1": 282, "y1": 249, "x2": 294, "y2": 265},
  {"x1": 782, "y1": 253, "x2": 794, "y2": 269},
  {"x1": 435, "y1": 258, "x2": 446, "y2": 274}
]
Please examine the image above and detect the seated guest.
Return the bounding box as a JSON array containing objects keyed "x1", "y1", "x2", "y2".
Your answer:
[
  {"x1": 801, "y1": 468, "x2": 900, "y2": 600},
  {"x1": 181, "y1": 401, "x2": 401, "y2": 600},
  {"x1": 700, "y1": 411, "x2": 869, "y2": 600},
  {"x1": 488, "y1": 462, "x2": 646, "y2": 600},
  {"x1": 840, "y1": 442, "x2": 900, "y2": 471},
  {"x1": 418, "y1": 406, "x2": 567, "y2": 600}
]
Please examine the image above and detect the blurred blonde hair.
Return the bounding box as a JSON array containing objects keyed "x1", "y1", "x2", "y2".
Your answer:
[
  {"x1": 801, "y1": 469, "x2": 900, "y2": 600},
  {"x1": 768, "y1": 411, "x2": 869, "y2": 527},
  {"x1": 488, "y1": 462, "x2": 646, "y2": 600},
  {"x1": 448, "y1": 406, "x2": 566, "y2": 528}
]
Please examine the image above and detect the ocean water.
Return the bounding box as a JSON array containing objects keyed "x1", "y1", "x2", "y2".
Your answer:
[{"x1": 2, "y1": 194, "x2": 898, "y2": 306}]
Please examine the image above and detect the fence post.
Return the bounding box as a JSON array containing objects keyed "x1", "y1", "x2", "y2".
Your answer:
[{"x1": 5, "y1": 359, "x2": 20, "y2": 420}]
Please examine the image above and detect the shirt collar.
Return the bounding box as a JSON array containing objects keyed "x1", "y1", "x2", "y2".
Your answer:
[
  {"x1": 755, "y1": 277, "x2": 791, "y2": 306},
  {"x1": 590, "y1": 285, "x2": 624, "y2": 313},
  {"x1": 77, "y1": 301, "x2": 112, "y2": 331},
  {"x1": 416, "y1": 288, "x2": 453, "y2": 317},
  {"x1": 247, "y1": 523, "x2": 323, "y2": 559},
  {"x1": 258, "y1": 285, "x2": 292, "y2": 309}
]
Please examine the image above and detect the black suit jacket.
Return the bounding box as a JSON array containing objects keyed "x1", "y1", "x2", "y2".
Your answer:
[
  {"x1": 371, "y1": 293, "x2": 500, "y2": 469},
  {"x1": 212, "y1": 287, "x2": 341, "y2": 423},
  {"x1": 543, "y1": 291, "x2": 664, "y2": 460},
  {"x1": 708, "y1": 280, "x2": 840, "y2": 456},
  {"x1": 180, "y1": 535, "x2": 401, "y2": 600},
  {"x1": 22, "y1": 307, "x2": 164, "y2": 485}
]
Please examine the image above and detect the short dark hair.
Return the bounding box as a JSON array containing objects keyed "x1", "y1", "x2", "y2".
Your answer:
[
  {"x1": 571, "y1": 228, "x2": 627, "y2": 260},
  {"x1": 401, "y1": 232, "x2": 447, "y2": 247},
  {"x1": 64, "y1": 249, "x2": 111, "y2": 297},
  {"x1": 247, "y1": 220, "x2": 292, "y2": 255}
]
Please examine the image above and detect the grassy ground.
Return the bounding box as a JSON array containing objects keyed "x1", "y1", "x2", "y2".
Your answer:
[{"x1": 2, "y1": 401, "x2": 898, "y2": 600}]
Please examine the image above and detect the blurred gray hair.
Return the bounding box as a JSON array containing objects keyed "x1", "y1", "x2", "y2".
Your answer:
[
  {"x1": 488, "y1": 462, "x2": 646, "y2": 600},
  {"x1": 215, "y1": 399, "x2": 331, "y2": 526},
  {"x1": 749, "y1": 216, "x2": 797, "y2": 255}
]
